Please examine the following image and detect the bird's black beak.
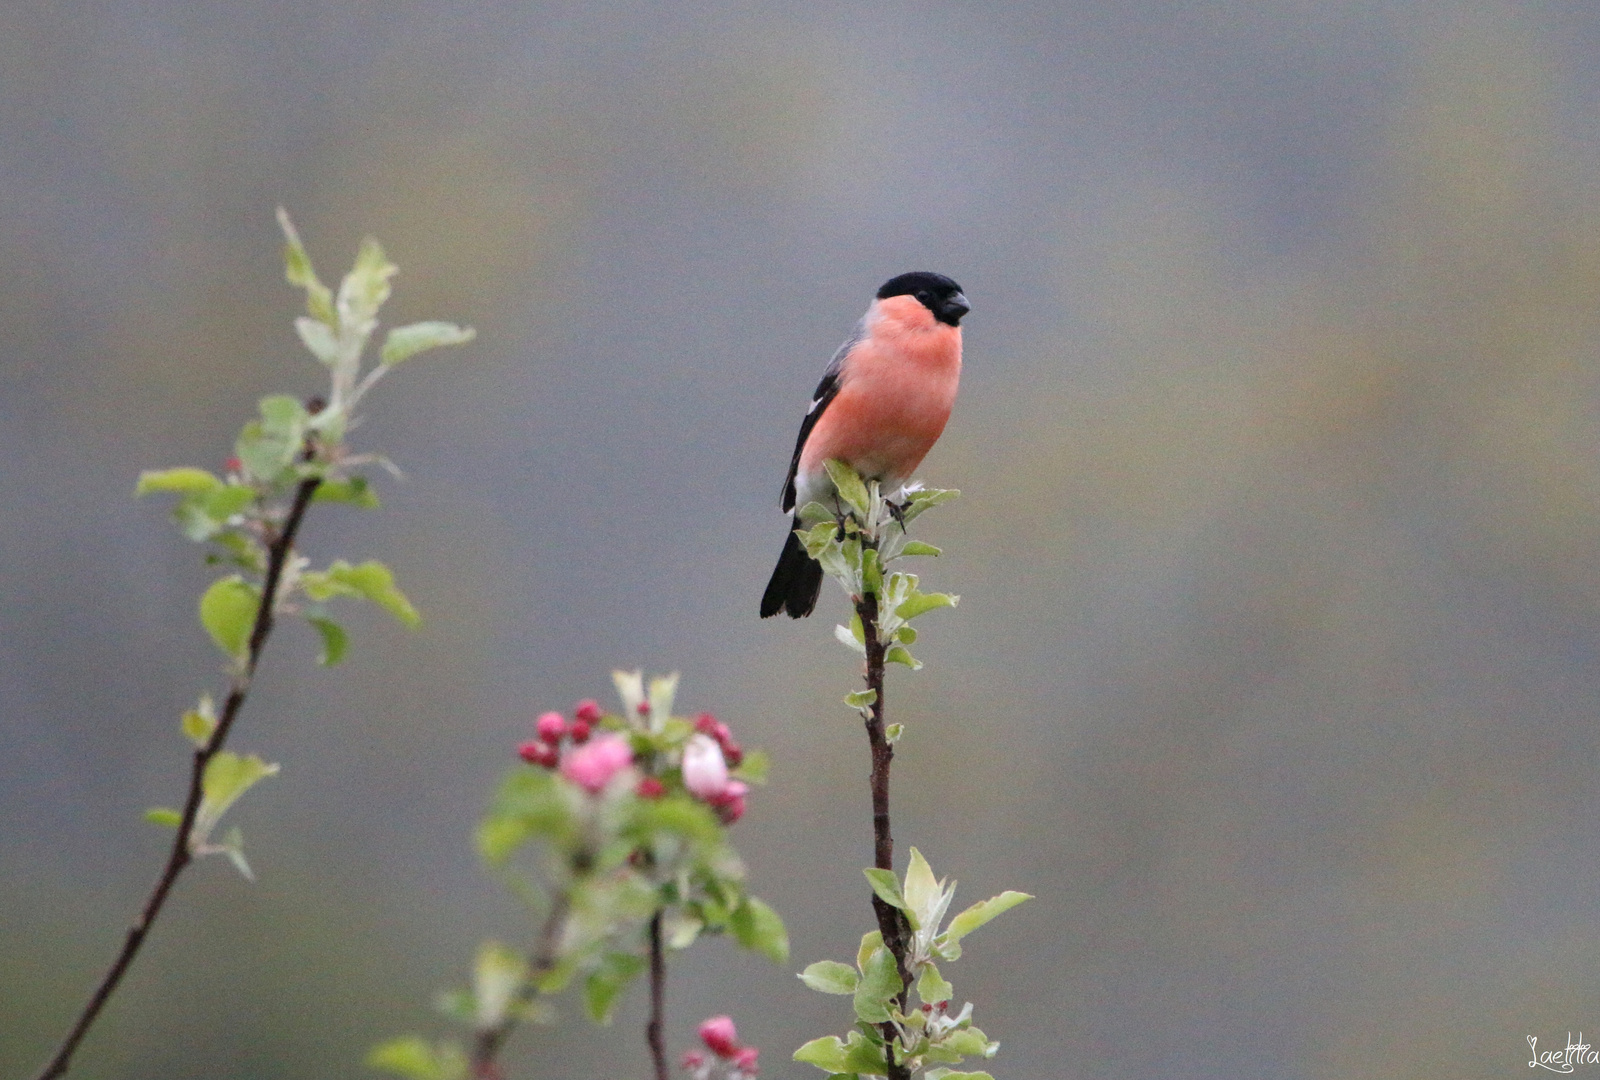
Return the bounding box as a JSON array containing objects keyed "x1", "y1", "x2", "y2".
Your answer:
[{"x1": 940, "y1": 292, "x2": 970, "y2": 326}]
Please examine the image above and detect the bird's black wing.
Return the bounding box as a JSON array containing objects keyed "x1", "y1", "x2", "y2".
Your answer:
[{"x1": 781, "y1": 322, "x2": 862, "y2": 512}]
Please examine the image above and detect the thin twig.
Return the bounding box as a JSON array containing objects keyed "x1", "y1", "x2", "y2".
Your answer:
[
  {"x1": 646, "y1": 909, "x2": 669, "y2": 1080},
  {"x1": 856, "y1": 583, "x2": 913, "y2": 1080},
  {"x1": 470, "y1": 892, "x2": 571, "y2": 1079},
  {"x1": 31, "y1": 474, "x2": 321, "y2": 1080}
]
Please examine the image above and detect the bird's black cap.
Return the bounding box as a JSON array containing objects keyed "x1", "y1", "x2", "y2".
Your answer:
[{"x1": 876, "y1": 271, "x2": 969, "y2": 326}]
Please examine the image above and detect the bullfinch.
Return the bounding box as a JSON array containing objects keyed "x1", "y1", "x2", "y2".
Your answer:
[{"x1": 760, "y1": 271, "x2": 968, "y2": 619}]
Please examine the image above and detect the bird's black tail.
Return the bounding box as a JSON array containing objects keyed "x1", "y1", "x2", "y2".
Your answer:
[{"x1": 760, "y1": 521, "x2": 824, "y2": 618}]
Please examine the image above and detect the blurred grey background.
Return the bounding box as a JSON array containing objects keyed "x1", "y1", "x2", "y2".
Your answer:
[{"x1": 6, "y1": 1, "x2": 1600, "y2": 1077}]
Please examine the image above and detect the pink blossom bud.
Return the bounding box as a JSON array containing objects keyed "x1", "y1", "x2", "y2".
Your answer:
[
  {"x1": 698, "y1": 1016, "x2": 739, "y2": 1059},
  {"x1": 636, "y1": 776, "x2": 666, "y2": 799},
  {"x1": 535, "y1": 711, "x2": 567, "y2": 744},
  {"x1": 574, "y1": 699, "x2": 602, "y2": 724},
  {"x1": 720, "y1": 738, "x2": 744, "y2": 767},
  {"x1": 732, "y1": 1046, "x2": 760, "y2": 1074},
  {"x1": 680, "y1": 1050, "x2": 706, "y2": 1069},
  {"x1": 560, "y1": 733, "x2": 633, "y2": 793},
  {"x1": 708, "y1": 780, "x2": 749, "y2": 824},
  {"x1": 518, "y1": 740, "x2": 557, "y2": 768},
  {"x1": 224, "y1": 456, "x2": 242, "y2": 473},
  {"x1": 682, "y1": 735, "x2": 729, "y2": 801},
  {"x1": 637, "y1": 701, "x2": 651, "y2": 717},
  {"x1": 570, "y1": 719, "x2": 592, "y2": 744},
  {"x1": 695, "y1": 713, "x2": 720, "y2": 736},
  {"x1": 716, "y1": 792, "x2": 747, "y2": 824}
]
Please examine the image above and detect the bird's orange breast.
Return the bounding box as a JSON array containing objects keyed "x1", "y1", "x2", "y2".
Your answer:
[{"x1": 798, "y1": 298, "x2": 962, "y2": 488}]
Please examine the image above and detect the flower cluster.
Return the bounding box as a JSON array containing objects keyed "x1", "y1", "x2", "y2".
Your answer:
[
  {"x1": 514, "y1": 690, "x2": 757, "y2": 823},
  {"x1": 682, "y1": 1015, "x2": 760, "y2": 1080}
]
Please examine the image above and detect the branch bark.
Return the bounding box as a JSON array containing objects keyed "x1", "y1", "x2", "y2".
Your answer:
[
  {"x1": 646, "y1": 909, "x2": 670, "y2": 1080},
  {"x1": 856, "y1": 585, "x2": 913, "y2": 1080},
  {"x1": 31, "y1": 474, "x2": 321, "y2": 1080}
]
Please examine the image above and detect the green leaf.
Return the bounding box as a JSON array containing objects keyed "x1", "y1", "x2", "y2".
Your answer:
[
  {"x1": 193, "y1": 751, "x2": 279, "y2": 846},
  {"x1": 802, "y1": 520, "x2": 842, "y2": 558},
  {"x1": 136, "y1": 467, "x2": 222, "y2": 496},
  {"x1": 199, "y1": 576, "x2": 260, "y2": 658},
  {"x1": 730, "y1": 896, "x2": 789, "y2": 963},
  {"x1": 900, "y1": 541, "x2": 942, "y2": 557},
  {"x1": 338, "y1": 237, "x2": 397, "y2": 333},
  {"x1": 903, "y1": 848, "x2": 940, "y2": 928},
  {"x1": 794, "y1": 1031, "x2": 886, "y2": 1077},
  {"x1": 366, "y1": 1036, "x2": 468, "y2": 1080},
  {"x1": 939, "y1": 1030, "x2": 992, "y2": 1058},
  {"x1": 840, "y1": 1031, "x2": 891, "y2": 1074},
  {"x1": 583, "y1": 951, "x2": 647, "y2": 1024},
  {"x1": 900, "y1": 486, "x2": 960, "y2": 525},
  {"x1": 895, "y1": 625, "x2": 917, "y2": 645},
  {"x1": 824, "y1": 459, "x2": 871, "y2": 519},
  {"x1": 478, "y1": 769, "x2": 580, "y2": 863},
  {"x1": 856, "y1": 929, "x2": 884, "y2": 973},
  {"x1": 916, "y1": 962, "x2": 953, "y2": 1005},
  {"x1": 794, "y1": 1036, "x2": 851, "y2": 1073},
  {"x1": 308, "y1": 616, "x2": 349, "y2": 666},
  {"x1": 799, "y1": 960, "x2": 859, "y2": 995},
  {"x1": 201, "y1": 484, "x2": 256, "y2": 522},
  {"x1": 260, "y1": 394, "x2": 310, "y2": 433},
  {"x1": 325, "y1": 560, "x2": 421, "y2": 628},
  {"x1": 144, "y1": 807, "x2": 182, "y2": 828},
  {"x1": 941, "y1": 891, "x2": 1033, "y2": 947},
  {"x1": 181, "y1": 696, "x2": 217, "y2": 745},
  {"x1": 473, "y1": 941, "x2": 528, "y2": 1028},
  {"x1": 381, "y1": 321, "x2": 476, "y2": 365},
  {"x1": 853, "y1": 944, "x2": 901, "y2": 1024},
  {"x1": 864, "y1": 867, "x2": 906, "y2": 910},
  {"x1": 885, "y1": 645, "x2": 921, "y2": 670},
  {"x1": 294, "y1": 316, "x2": 342, "y2": 365},
  {"x1": 844, "y1": 689, "x2": 877, "y2": 710},
  {"x1": 277, "y1": 208, "x2": 336, "y2": 327},
  {"x1": 313, "y1": 477, "x2": 380, "y2": 507},
  {"x1": 236, "y1": 396, "x2": 309, "y2": 481},
  {"x1": 895, "y1": 591, "x2": 958, "y2": 622},
  {"x1": 730, "y1": 748, "x2": 770, "y2": 784},
  {"x1": 796, "y1": 500, "x2": 836, "y2": 525},
  {"x1": 476, "y1": 814, "x2": 531, "y2": 866},
  {"x1": 626, "y1": 793, "x2": 724, "y2": 853}
]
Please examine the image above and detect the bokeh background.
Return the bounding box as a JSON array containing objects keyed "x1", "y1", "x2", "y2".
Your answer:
[{"x1": 6, "y1": 1, "x2": 1600, "y2": 1077}]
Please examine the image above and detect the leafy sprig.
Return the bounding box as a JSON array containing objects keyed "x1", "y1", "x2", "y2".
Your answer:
[
  {"x1": 30, "y1": 212, "x2": 472, "y2": 1080},
  {"x1": 789, "y1": 464, "x2": 1030, "y2": 1080}
]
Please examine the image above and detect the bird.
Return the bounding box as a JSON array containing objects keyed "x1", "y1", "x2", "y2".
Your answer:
[{"x1": 760, "y1": 271, "x2": 968, "y2": 619}]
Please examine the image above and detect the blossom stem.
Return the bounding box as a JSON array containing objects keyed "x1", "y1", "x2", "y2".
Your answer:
[{"x1": 647, "y1": 909, "x2": 669, "y2": 1080}]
